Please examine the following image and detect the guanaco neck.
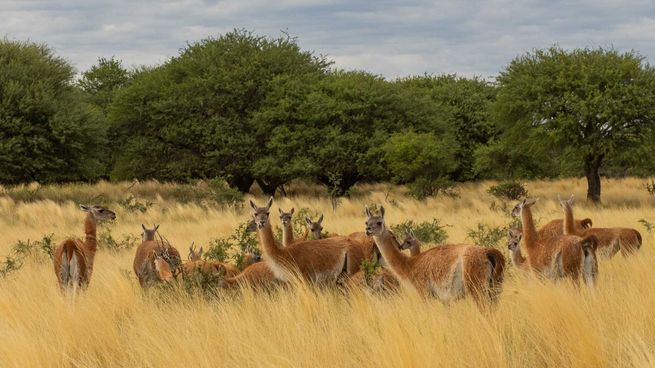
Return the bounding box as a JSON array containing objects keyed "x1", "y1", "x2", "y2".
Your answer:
[
  {"x1": 372, "y1": 228, "x2": 410, "y2": 279},
  {"x1": 282, "y1": 223, "x2": 294, "y2": 247},
  {"x1": 509, "y1": 247, "x2": 526, "y2": 267},
  {"x1": 83, "y1": 212, "x2": 97, "y2": 254},
  {"x1": 520, "y1": 206, "x2": 539, "y2": 250},
  {"x1": 562, "y1": 202, "x2": 576, "y2": 235},
  {"x1": 408, "y1": 242, "x2": 420, "y2": 256},
  {"x1": 257, "y1": 221, "x2": 286, "y2": 261}
]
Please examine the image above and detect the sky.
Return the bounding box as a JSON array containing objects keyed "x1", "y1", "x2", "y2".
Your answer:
[{"x1": 2, "y1": 0, "x2": 654, "y2": 79}]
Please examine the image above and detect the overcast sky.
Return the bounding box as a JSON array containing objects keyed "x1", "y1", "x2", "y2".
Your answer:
[{"x1": 2, "y1": 0, "x2": 654, "y2": 79}]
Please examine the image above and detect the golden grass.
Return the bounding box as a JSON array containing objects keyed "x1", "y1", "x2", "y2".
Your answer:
[{"x1": 0, "y1": 178, "x2": 654, "y2": 367}]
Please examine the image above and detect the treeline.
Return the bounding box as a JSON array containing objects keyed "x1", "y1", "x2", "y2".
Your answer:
[{"x1": 2, "y1": 30, "x2": 655, "y2": 201}]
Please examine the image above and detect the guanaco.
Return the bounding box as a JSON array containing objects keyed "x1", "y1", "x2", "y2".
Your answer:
[
  {"x1": 53, "y1": 205, "x2": 116, "y2": 291},
  {"x1": 366, "y1": 206, "x2": 506, "y2": 304},
  {"x1": 512, "y1": 198, "x2": 599, "y2": 285},
  {"x1": 251, "y1": 197, "x2": 365, "y2": 284},
  {"x1": 559, "y1": 194, "x2": 641, "y2": 257},
  {"x1": 133, "y1": 225, "x2": 182, "y2": 288}
]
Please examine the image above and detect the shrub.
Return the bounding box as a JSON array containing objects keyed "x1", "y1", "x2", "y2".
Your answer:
[
  {"x1": 0, "y1": 234, "x2": 54, "y2": 277},
  {"x1": 390, "y1": 218, "x2": 448, "y2": 244},
  {"x1": 487, "y1": 181, "x2": 528, "y2": 200},
  {"x1": 205, "y1": 221, "x2": 259, "y2": 269},
  {"x1": 118, "y1": 194, "x2": 154, "y2": 213},
  {"x1": 466, "y1": 223, "x2": 506, "y2": 247},
  {"x1": 97, "y1": 223, "x2": 140, "y2": 253}
]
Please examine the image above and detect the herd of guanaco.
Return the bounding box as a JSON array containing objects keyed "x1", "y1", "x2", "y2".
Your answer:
[{"x1": 53, "y1": 194, "x2": 642, "y2": 305}]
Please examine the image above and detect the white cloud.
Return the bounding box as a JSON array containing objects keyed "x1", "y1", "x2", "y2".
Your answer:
[{"x1": 0, "y1": 0, "x2": 653, "y2": 77}]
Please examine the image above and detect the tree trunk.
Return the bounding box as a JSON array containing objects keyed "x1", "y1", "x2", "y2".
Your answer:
[
  {"x1": 227, "y1": 175, "x2": 254, "y2": 193},
  {"x1": 256, "y1": 179, "x2": 279, "y2": 197},
  {"x1": 584, "y1": 154, "x2": 604, "y2": 203}
]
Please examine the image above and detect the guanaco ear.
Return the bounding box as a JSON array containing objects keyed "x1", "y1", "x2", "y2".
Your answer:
[
  {"x1": 365, "y1": 207, "x2": 372, "y2": 218},
  {"x1": 198, "y1": 247, "x2": 203, "y2": 258},
  {"x1": 305, "y1": 217, "x2": 312, "y2": 225},
  {"x1": 249, "y1": 200, "x2": 258, "y2": 211},
  {"x1": 379, "y1": 205, "x2": 385, "y2": 218},
  {"x1": 409, "y1": 229, "x2": 416, "y2": 239},
  {"x1": 568, "y1": 194, "x2": 574, "y2": 204},
  {"x1": 266, "y1": 196, "x2": 273, "y2": 209},
  {"x1": 317, "y1": 214, "x2": 323, "y2": 225},
  {"x1": 290, "y1": 208, "x2": 294, "y2": 215},
  {"x1": 278, "y1": 208, "x2": 283, "y2": 215},
  {"x1": 154, "y1": 224, "x2": 160, "y2": 232},
  {"x1": 142, "y1": 224, "x2": 147, "y2": 231},
  {"x1": 80, "y1": 204, "x2": 90, "y2": 212}
]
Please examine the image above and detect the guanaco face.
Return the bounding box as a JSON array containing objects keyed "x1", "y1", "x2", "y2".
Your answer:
[
  {"x1": 511, "y1": 197, "x2": 538, "y2": 218},
  {"x1": 81, "y1": 205, "x2": 116, "y2": 221},
  {"x1": 305, "y1": 214, "x2": 324, "y2": 239},
  {"x1": 558, "y1": 194, "x2": 575, "y2": 209},
  {"x1": 365, "y1": 207, "x2": 386, "y2": 236},
  {"x1": 141, "y1": 224, "x2": 160, "y2": 242},
  {"x1": 399, "y1": 231, "x2": 422, "y2": 256},
  {"x1": 279, "y1": 207, "x2": 294, "y2": 226},
  {"x1": 507, "y1": 228, "x2": 522, "y2": 251},
  {"x1": 251, "y1": 197, "x2": 274, "y2": 228}
]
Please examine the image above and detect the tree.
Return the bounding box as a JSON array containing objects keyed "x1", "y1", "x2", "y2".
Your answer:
[
  {"x1": 493, "y1": 47, "x2": 655, "y2": 202},
  {"x1": 394, "y1": 75, "x2": 497, "y2": 181},
  {"x1": 0, "y1": 39, "x2": 105, "y2": 184},
  {"x1": 78, "y1": 57, "x2": 131, "y2": 113},
  {"x1": 382, "y1": 131, "x2": 458, "y2": 198},
  {"x1": 109, "y1": 29, "x2": 330, "y2": 189}
]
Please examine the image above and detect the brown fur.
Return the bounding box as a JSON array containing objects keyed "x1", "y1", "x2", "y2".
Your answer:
[
  {"x1": 537, "y1": 218, "x2": 592, "y2": 239},
  {"x1": 517, "y1": 198, "x2": 598, "y2": 285},
  {"x1": 366, "y1": 206, "x2": 505, "y2": 304},
  {"x1": 251, "y1": 198, "x2": 364, "y2": 285},
  {"x1": 561, "y1": 198, "x2": 641, "y2": 257},
  {"x1": 220, "y1": 262, "x2": 282, "y2": 290},
  {"x1": 53, "y1": 206, "x2": 115, "y2": 290},
  {"x1": 133, "y1": 240, "x2": 182, "y2": 288},
  {"x1": 348, "y1": 267, "x2": 400, "y2": 293}
]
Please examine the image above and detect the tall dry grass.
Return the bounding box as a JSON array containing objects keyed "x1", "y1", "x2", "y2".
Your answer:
[{"x1": 0, "y1": 178, "x2": 654, "y2": 367}]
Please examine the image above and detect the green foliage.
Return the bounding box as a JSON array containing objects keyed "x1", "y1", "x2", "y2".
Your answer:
[
  {"x1": 97, "y1": 223, "x2": 140, "y2": 253},
  {"x1": 382, "y1": 131, "x2": 458, "y2": 199},
  {"x1": 0, "y1": 39, "x2": 106, "y2": 184},
  {"x1": 360, "y1": 258, "x2": 380, "y2": 282},
  {"x1": 205, "y1": 221, "x2": 259, "y2": 269},
  {"x1": 78, "y1": 57, "x2": 131, "y2": 112},
  {"x1": 466, "y1": 223, "x2": 507, "y2": 248},
  {"x1": 491, "y1": 46, "x2": 655, "y2": 202},
  {"x1": 0, "y1": 234, "x2": 54, "y2": 277},
  {"x1": 487, "y1": 181, "x2": 528, "y2": 200},
  {"x1": 390, "y1": 218, "x2": 448, "y2": 244}
]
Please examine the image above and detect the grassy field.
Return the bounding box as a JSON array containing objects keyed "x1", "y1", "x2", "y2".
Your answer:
[{"x1": 0, "y1": 178, "x2": 654, "y2": 367}]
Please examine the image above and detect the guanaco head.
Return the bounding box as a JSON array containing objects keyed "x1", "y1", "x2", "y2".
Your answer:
[
  {"x1": 305, "y1": 214, "x2": 324, "y2": 239},
  {"x1": 399, "y1": 230, "x2": 419, "y2": 251},
  {"x1": 188, "y1": 242, "x2": 203, "y2": 261},
  {"x1": 141, "y1": 224, "x2": 160, "y2": 242},
  {"x1": 278, "y1": 207, "x2": 295, "y2": 227},
  {"x1": 243, "y1": 246, "x2": 263, "y2": 268},
  {"x1": 558, "y1": 194, "x2": 575, "y2": 208},
  {"x1": 510, "y1": 198, "x2": 538, "y2": 217},
  {"x1": 245, "y1": 218, "x2": 257, "y2": 233},
  {"x1": 507, "y1": 228, "x2": 522, "y2": 251},
  {"x1": 250, "y1": 197, "x2": 274, "y2": 229},
  {"x1": 153, "y1": 252, "x2": 174, "y2": 282},
  {"x1": 80, "y1": 204, "x2": 116, "y2": 221},
  {"x1": 365, "y1": 206, "x2": 386, "y2": 236}
]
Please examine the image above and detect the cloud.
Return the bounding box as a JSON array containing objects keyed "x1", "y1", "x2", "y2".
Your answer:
[{"x1": 1, "y1": 0, "x2": 653, "y2": 78}]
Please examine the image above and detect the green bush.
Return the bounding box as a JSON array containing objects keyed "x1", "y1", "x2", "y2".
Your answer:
[
  {"x1": 487, "y1": 181, "x2": 528, "y2": 200},
  {"x1": 466, "y1": 223, "x2": 506, "y2": 247},
  {"x1": 0, "y1": 234, "x2": 54, "y2": 277},
  {"x1": 390, "y1": 218, "x2": 448, "y2": 244}
]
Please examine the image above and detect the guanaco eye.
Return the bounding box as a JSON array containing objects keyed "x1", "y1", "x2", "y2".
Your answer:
[{"x1": 377, "y1": 221, "x2": 382, "y2": 226}]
